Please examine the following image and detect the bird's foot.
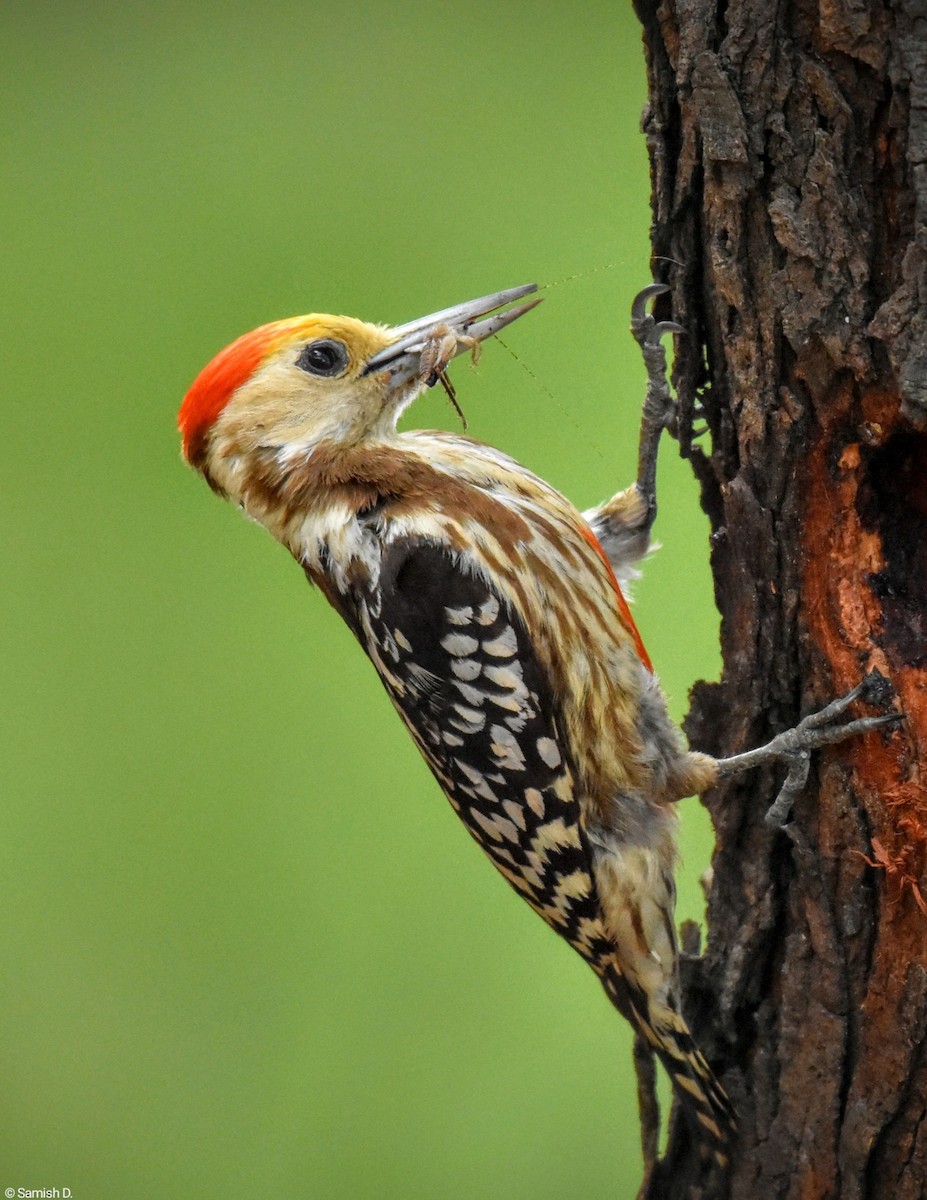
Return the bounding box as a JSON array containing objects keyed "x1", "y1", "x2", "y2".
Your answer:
[
  {"x1": 715, "y1": 671, "x2": 904, "y2": 826},
  {"x1": 630, "y1": 283, "x2": 684, "y2": 521}
]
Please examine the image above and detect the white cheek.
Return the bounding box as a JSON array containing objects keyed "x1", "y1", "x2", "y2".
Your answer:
[{"x1": 274, "y1": 411, "x2": 366, "y2": 465}]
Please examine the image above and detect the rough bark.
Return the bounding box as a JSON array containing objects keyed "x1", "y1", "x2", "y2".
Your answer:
[{"x1": 631, "y1": 3, "x2": 927, "y2": 1197}]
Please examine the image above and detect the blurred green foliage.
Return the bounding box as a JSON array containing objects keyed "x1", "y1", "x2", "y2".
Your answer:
[{"x1": 1, "y1": 2, "x2": 719, "y2": 1196}]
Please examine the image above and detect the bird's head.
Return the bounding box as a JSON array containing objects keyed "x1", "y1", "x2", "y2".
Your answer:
[{"x1": 178, "y1": 285, "x2": 540, "y2": 483}]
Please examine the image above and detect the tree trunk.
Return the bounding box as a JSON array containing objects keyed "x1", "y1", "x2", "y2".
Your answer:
[{"x1": 631, "y1": 3, "x2": 927, "y2": 1197}]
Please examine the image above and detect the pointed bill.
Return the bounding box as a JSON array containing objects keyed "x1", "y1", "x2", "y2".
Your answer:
[{"x1": 363, "y1": 284, "x2": 540, "y2": 384}]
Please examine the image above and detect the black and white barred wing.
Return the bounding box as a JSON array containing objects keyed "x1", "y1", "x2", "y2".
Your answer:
[
  {"x1": 353, "y1": 538, "x2": 614, "y2": 969},
  {"x1": 335, "y1": 537, "x2": 734, "y2": 1156}
]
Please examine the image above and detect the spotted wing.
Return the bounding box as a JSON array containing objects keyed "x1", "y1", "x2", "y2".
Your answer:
[
  {"x1": 348, "y1": 538, "x2": 614, "y2": 969},
  {"x1": 329, "y1": 538, "x2": 734, "y2": 1153}
]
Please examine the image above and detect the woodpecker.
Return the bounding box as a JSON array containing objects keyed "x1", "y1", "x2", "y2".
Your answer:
[{"x1": 178, "y1": 283, "x2": 898, "y2": 1168}]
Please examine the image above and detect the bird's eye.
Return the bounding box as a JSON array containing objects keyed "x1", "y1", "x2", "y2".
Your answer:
[{"x1": 295, "y1": 339, "x2": 349, "y2": 377}]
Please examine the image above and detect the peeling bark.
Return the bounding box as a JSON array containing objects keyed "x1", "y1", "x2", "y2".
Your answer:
[{"x1": 632, "y1": 2, "x2": 927, "y2": 1196}]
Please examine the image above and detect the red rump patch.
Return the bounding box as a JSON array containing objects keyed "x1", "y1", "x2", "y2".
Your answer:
[
  {"x1": 178, "y1": 318, "x2": 306, "y2": 466},
  {"x1": 580, "y1": 526, "x2": 653, "y2": 672}
]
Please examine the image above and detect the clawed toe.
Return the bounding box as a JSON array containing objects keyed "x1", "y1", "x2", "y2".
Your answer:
[
  {"x1": 630, "y1": 285, "x2": 683, "y2": 347},
  {"x1": 630, "y1": 283, "x2": 682, "y2": 511},
  {"x1": 715, "y1": 674, "x2": 904, "y2": 826},
  {"x1": 630, "y1": 282, "x2": 669, "y2": 325}
]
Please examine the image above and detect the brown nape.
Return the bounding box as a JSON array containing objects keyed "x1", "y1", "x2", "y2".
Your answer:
[{"x1": 244, "y1": 439, "x2": 535, "y2": 546}]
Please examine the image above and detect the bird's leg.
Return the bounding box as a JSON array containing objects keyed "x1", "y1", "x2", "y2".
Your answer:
[
  {"x1": 629, "y1": 283, "x2": 684, "y2": 531},
  {"x1": 715, "y1": 671, "x2": 904, "y2": 826},
  {"x1": 583, "y1": 285, "x2": 685, "y2": 568}
]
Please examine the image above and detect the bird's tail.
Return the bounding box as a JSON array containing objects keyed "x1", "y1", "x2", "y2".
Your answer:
[{"x1": 601, "y1": 968, "x2": 735, "y2": 1168}]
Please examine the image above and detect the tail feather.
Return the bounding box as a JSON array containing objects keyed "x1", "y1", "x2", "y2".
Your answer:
[{"x1": 601, "y1": 968, "x2": 735, "y2": 1167}]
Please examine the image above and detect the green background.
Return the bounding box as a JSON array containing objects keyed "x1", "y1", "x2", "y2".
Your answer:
[{"x1": 2, "y1": 3, "x2": 719, "y2": 1197}]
